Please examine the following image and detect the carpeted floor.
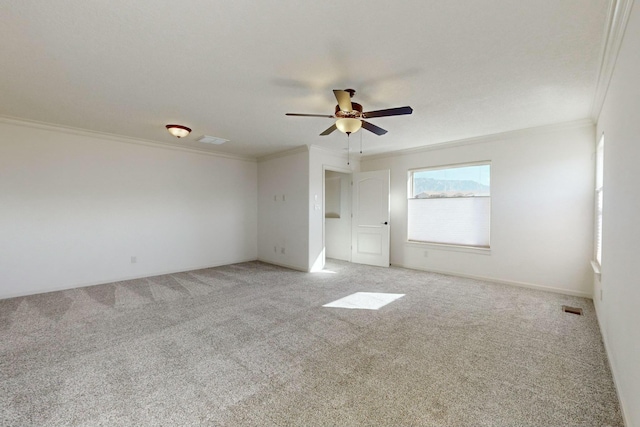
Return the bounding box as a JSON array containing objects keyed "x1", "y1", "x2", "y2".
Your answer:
[{"x1": 0, "y1": 260, "x2": 623, "y2": 426}]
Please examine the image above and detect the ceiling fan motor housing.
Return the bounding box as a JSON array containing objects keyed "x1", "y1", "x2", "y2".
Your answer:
[{"x1": 335, "y1": 102, "x2": 363, "y2": 118}]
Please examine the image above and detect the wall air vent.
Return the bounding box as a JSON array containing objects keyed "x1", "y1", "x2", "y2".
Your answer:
[
  {"x1": 562, "y1": 305, "x2": 583, "y2": 315},
  {"x1": 198, "y1": 135, "x2": 229, "y2": 145}
]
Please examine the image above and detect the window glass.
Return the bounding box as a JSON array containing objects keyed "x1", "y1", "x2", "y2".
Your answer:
[
  {"x1": 412, "y1": 164, "x2": 490, "y2": 198},
  {"x1": 595, "y1": 135, "x2": 604, "y2": 265}
]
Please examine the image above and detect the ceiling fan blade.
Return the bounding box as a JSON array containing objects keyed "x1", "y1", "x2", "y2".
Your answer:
[
  {"x1": 320, "y1": 124, "x2": 338, "y2": 136},
  {"x1": 363, "y1": 106, "x2": 413, "y2": 119},
  {"x1": 286, "y1": 113, "x2": 335, "y2": 118},
  {"x1": 333, "y1": 90, "x2": 353, "y2": 112},
  {"x1": 361, "y1": 120, "x2": 388, "y2": 136}
]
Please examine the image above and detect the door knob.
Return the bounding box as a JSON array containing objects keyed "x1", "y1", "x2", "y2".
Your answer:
[{"x1": 383, "y1": 221, "x2": 388, "y2": 225}]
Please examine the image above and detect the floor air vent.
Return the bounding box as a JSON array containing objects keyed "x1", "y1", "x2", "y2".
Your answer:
[{"x1": 562, "y1": 305, "x2": 583, "y2": 315}]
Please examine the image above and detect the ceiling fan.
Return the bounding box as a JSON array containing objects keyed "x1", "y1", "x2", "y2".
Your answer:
[{"x1": 286, "y1": 89, "x2": 413, "y2": 136}]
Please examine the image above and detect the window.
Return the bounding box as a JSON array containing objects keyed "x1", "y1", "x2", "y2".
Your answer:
[
  {"x1": 408, "y1": 163, "x2": 490, "y2": 248},
  {"x1": 595, "y1": 134, "x2": 604, "y2": 266}
]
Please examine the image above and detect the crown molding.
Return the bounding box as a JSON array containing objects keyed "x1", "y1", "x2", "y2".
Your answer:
[
  {"x1": 257, "y1": 145, "x2": 309, "y2": 162},
  {"x1": 591, "y1": 0, "x2": 635, "y2": 121},
  {"x1": 309, "y1": 144, "x2": 343, "y2": 155},
  {"x1": 308, "y1": 144, "x2": 354, "y2": 159},
  {"x1": 0, "y1": 115, "x2": 257, "y2": 162},
  {"x1": 361, "y1": 118, "x2": 595, "y2": 162}
]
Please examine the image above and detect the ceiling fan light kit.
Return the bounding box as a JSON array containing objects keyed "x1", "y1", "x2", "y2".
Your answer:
[
  {"x1": 165, "y1": 124, "x2": 191, "y2": 138},
  {"x1": 335, "y1": 118, "x2": 362, "y2": 134}
]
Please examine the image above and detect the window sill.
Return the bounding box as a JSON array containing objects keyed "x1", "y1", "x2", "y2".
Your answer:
[
  {"x1": 591, "y1": 260, "x2": 602, "y2": 279},
  {"x1": 405, "y1": 241, "x2": 491, "y2": 255}
]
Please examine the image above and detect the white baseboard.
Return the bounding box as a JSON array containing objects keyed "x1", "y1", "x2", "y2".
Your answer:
[
  {"x1": 0, "y1": 257, "x2": 258, "y2": 300},
  {"x1": 257, "y1": 258, "x2": 308, "y2": 272},
  {"x1": 392, "y1": 263, "x2": 592, "y2": 299}
]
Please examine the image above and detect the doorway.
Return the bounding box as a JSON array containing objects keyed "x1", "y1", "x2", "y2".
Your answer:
[{"x1": 324, "y1": 169, "x2": 352, "y2": 262}]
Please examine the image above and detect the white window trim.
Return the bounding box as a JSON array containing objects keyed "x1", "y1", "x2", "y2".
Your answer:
[{"x1": 405, "y1": 240, "x2": 491, "y2": 255}]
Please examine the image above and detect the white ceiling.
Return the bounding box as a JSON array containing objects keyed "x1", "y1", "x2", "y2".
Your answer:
[{"x1": 1, "y1": 0, "x2": 609, "y2": 158}]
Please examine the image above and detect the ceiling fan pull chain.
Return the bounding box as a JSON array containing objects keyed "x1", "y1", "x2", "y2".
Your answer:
[
  {"x1": 347, "y1": 134, "x2": 350, "y2": 165},
  {"x1": 360, "y1": 129, "x2": 363, "y2": 154}
]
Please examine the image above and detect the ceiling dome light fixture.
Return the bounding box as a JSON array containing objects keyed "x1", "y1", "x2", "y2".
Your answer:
[
  {"x1": 166, "y1": 124, "x2": 191, "y2": 138},
  {"x1": 335, "y1": 118, "x2": 362, "y2": 135}
]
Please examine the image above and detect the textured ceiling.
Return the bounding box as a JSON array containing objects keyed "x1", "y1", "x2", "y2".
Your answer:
[{"x1": 0, "y1": 0, "x2": 609, "y2": 158}]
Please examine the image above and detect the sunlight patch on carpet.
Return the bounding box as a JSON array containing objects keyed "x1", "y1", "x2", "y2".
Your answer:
[{"x1": 323, "y1": 292, "x2": 405, "y2": 310}]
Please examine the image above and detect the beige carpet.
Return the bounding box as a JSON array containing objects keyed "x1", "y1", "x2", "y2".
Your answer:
[{"x1": 0, "y1": 260, "x2": 623, "y2": 426}]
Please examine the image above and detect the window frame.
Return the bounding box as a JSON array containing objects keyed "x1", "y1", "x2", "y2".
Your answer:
[
  {"x1": 594, "y1": 134, "x2": 604, "y2": 268},
  {"x1": 406, "y1": 161, "x2": 492, "y2": 250}
]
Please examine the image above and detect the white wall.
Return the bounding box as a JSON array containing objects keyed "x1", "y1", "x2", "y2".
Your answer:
[
  {"x1": 324, "y1": 170, "x2": 351, "y2": 261},
  {"x1": 257, "y1": 147, "x2": 309, "y2": 271},
  {"x1": 308, "y1": 146, "x2": 358, "y2": 271},
  {"x1": 0, "y1": 119, "x2": 257, "y2": 299},
  {"x1": 361, "y1": 123, "x2": 595, "y2": 297},
  {"x1": 594, "y1": 2, "x2": 640, "y2": 424}
]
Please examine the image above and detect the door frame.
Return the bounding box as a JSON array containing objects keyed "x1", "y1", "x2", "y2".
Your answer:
[{"x1": 322, "y1": 165, "x2": 353, "y2": 267}]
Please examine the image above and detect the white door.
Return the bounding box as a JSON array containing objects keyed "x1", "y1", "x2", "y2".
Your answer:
[{"x1": 351, "y1": 170, "x2": 390, "y2": 267}]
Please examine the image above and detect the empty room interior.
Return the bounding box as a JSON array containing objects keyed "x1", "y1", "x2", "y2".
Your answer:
[{"x1": 1, "y1": 1, "x2": 640, "y2": 426}]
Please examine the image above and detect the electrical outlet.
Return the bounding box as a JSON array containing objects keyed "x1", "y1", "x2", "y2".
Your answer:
[
  {"x1": 281, "y1": 247, "x2": 285, "y2": 254},
  {"x1": 423, "y1": 250, "x2": 428, "y2": 258},
  {"x1": 274, "y1": 246, "x2": 277, "y2": 253},
  {"x1": 282, "y1": 194, "x2": 286, "y2": 201},
  {"x1": 131, "y1": 256, "x2": 137, "y2": 264}
]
